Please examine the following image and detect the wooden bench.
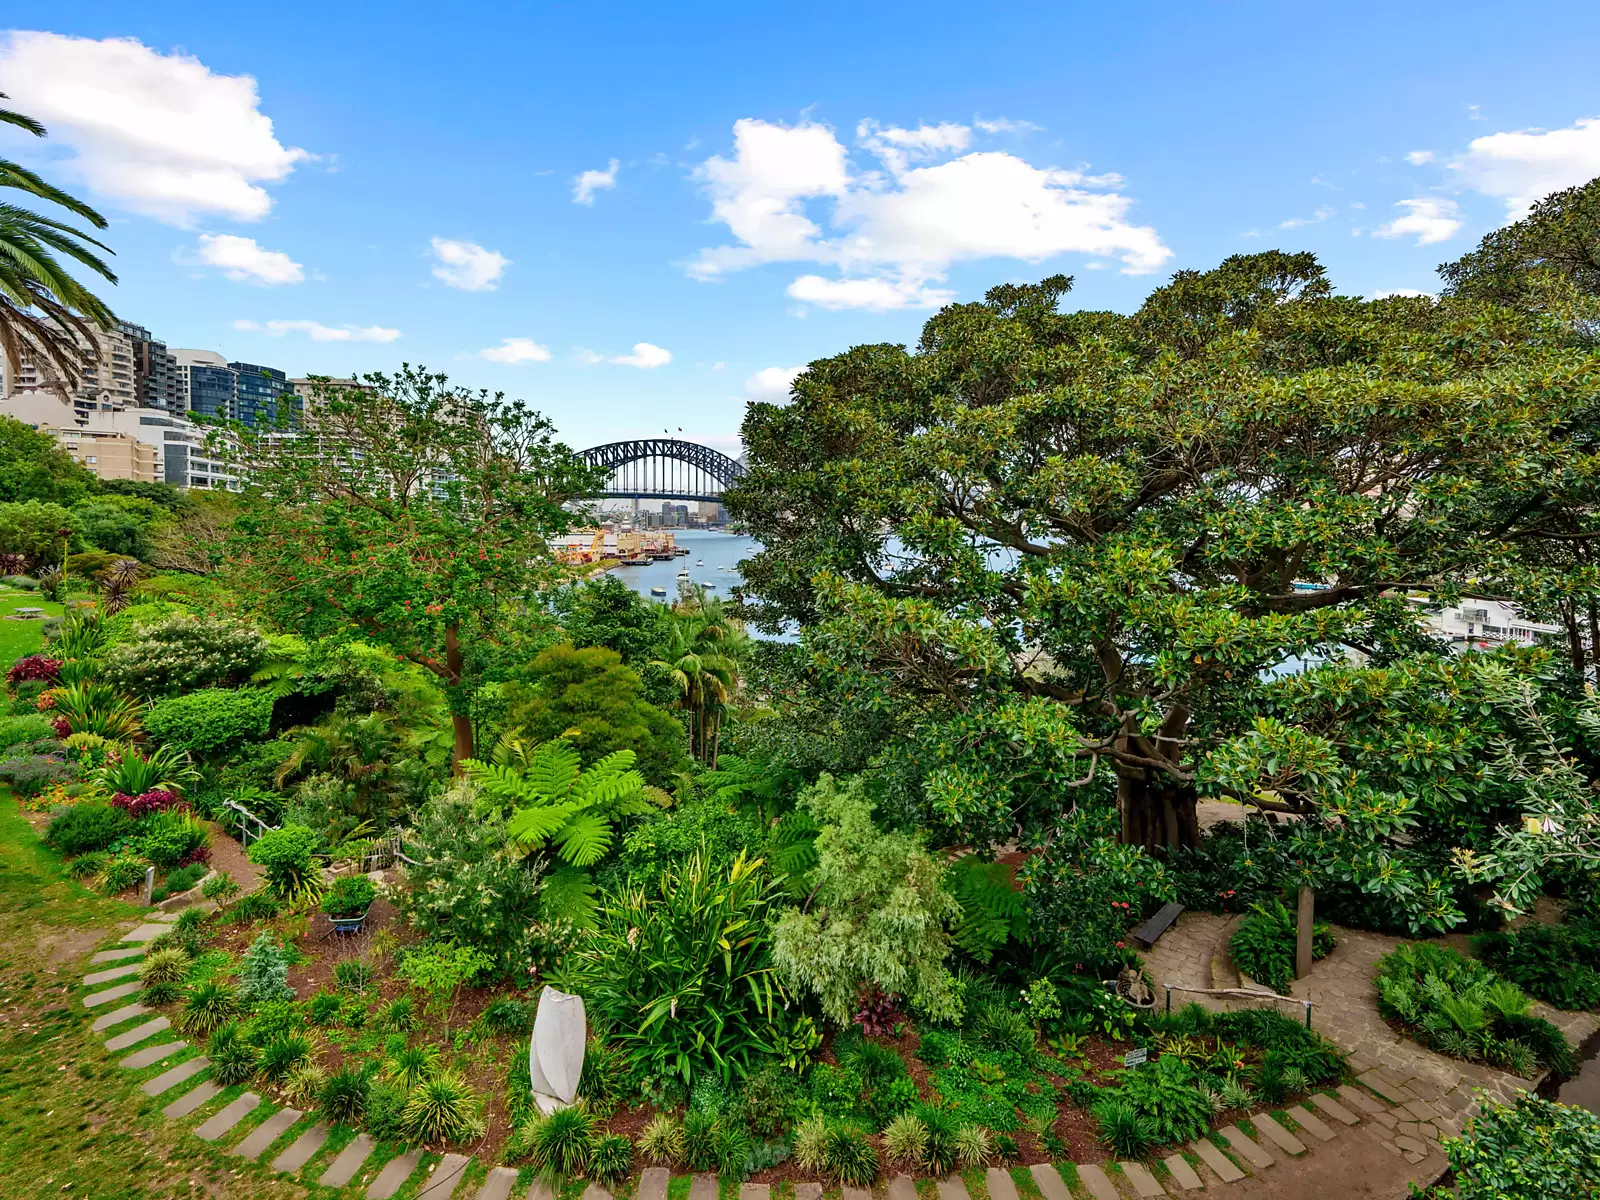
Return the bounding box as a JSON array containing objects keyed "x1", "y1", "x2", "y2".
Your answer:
[{"x1": 1133, "y1": 901, "x2": 1184, "y2": 948}]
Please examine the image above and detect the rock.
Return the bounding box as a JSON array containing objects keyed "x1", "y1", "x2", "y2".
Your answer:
[
  {"x1": 529, "y1": 985, "x2": 586, "y2": 1107},
  {"x1": 157, "y1": 871, "x2": 217, "y2": 912}
]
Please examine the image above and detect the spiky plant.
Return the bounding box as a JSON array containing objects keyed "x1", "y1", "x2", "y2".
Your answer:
[
  {"x1": 1219, "y1": 1079, "x2": 1256, "y2": 1112},
  {"x1": 530, "y1": 1105, "x2": 597, "y2": 1177},
  {"x1": 319, "y1": 1065, "x2": 371, "y2": 1124},
  {"x1": 590, "y1": 1133, "x2": 634, "y2": 1186},
  {"x1": 881, "y1": 1112, "x2": 928, "y2": 1166},
  {"x1": 1196, "y1": 1084, "x2": 1226, "y2": 1115},
  {"x1": 208, "y1": 1024, "x2": 259, "y2": 1085},
  {"x1": 918, "y1": 1106, "x2": 961, "y2": 1176},
  {"x1": 308, "y1": 991, "x2": 342, "y2": 1026},
  {"x1": 178, "y1": 980, "x2": 239, "y2": 1037},
  {"x1": 1091, "y1": 1098, "x2": 1155, "y2": 1158},
  {"x1": 791, "y1": 1116, "x2": 829, "y2": 1173},
  {"x1": 139, "y1": 947, "x2": 192, "y2": 987},
  {"x1": 258, "y1": 1034, "x2": 312, "y2": 1082},
  {"x1": 823, "y1": 1125, "x2": 879, "y2": 1186},
  {"x1": 401, "y1": 1070, "x2": 484, "y2": 1145},
  {"x1": 380, "y1": 996, "x2": 416, "y2": 1032},
  {"x1": 1280, "y1": 1066, "x2": 1309, "y2": 1096},
  {"x1": 282, "y1": 1061, "x2": 327, "y2": 1106},
  {"x1": 955, "y1": 1125, "x2": 993, "y2": 1168},
  {"x1": 682, "y1": 1111, "x2": 719, "y2": 1172},
  {"x1": 383, "y1": 1045, "x2": 439, "y2": 1091},
  {"x1": 638, "y1": 1113, "x2": 685, "y2": 1165}
]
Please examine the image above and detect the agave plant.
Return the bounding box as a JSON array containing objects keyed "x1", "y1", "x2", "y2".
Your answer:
[
  {"x1": 96, "y1": 744, "x2": 197, "y2": 797},
  {"x1": 48, "y1": 682, "x2": 142, "y2": 741}
]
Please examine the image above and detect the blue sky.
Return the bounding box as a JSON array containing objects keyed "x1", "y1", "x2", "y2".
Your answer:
[{"x1": 7, "y1": 3, "x2": 1600, "y2": 454}]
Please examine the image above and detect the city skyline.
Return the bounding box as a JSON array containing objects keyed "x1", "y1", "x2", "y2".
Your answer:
[{"x1": 4, "y1": 4, "x2": 1600, "y2": 456}]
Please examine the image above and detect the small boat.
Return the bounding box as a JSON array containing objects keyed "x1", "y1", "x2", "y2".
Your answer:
[
  {"x1": 696, "y1": 558, "x2": 704, "y2": 566},
  {"x1": 701, "y1": 581, "x2": 715, "y2": 589},
  {"x1": 676, "y1": 569, "x2": 690, "y2": 580},
  {"x1": 650, "y1": 587, "x2": 667, "y2": 597}
]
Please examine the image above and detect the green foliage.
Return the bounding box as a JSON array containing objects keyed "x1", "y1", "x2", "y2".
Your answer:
[
  {"x1": 97, "y1": 744, "x2": 197, "y2": 799},
  {"x1": 383, "y1": 1044, "x2": 439, "y2": 1091},
  {"x1": 401, "y1": 1070, "x2": 484, "y2": 1145},
  {"x1": 247, "y1": 823, "x2": 322, "y2": 900},
  {"x1": 236, "y1": 931, "x2": 294, "y2": 1004},
  {"x1": 527, "y1": 1105, "x2": 596, "y2": 1177},
  {"x1": 364, "y1": 1081, "x2": 409, "y2": 1142},
  {"x1": 1376, "y1": 942, "x2": 1572, "y2": 1077},
  {"x1": 208, "y1": 1024, "x2": 259, "y2": 1085},
  {"x1": 258, "y1": 1033, "x2": 312, "y2": 1082},
  {"x1": 307, "y1": 991, "x2": 341, "y2": 1025},
  {"x1": 1473, "y1": 920, "x2": 1600, "y2": 1011},
  {"x1": 44, "y1": 803, "x2": 132, "y2": 855},
  {"x1": 227, "y1": 889, "x2": 282, "y2": 925},
  {"x1": 201, "y1": 872, "x2": 240, "y2": 904},
  {"x1": 393, "y1": 941, "x2": 494, "y2": 1021},
  {"x1": 50, "y1": 681, "x2": 142, "y2": 741},
  {"x1": 321, "y1": 874, "x2": 376, "y2": 917},
  {"x1": 1425, "y1": 1091, "x2": 1600, "y2": 1200},
  {"x1": 100, "y1": 614, "x2": 268, "y2": 697},
  {"x1": 638, "y1": 1113, "x2": 685, "y2": 1165},
  {"x1": 771, "y1": 774, "x2": 960, "y2": 1024},
  {"x1": 151, "y1": 861, "x2": 207, "y2": 901},
  {"x1": 98, "y1": 856, "x2": 145, "y2": 893},
  {"x1": 822, "y1": 1124, "x2": 879, "y2": 1185},
  {"x1": 503, "y1": 644, "x2": 688, "y2": 786},
  {"x1": 615, "y1": 797, "x2": 767, "y2": 885},
  {"x1": 1092, "y1": 1098, "x2": 1155, "y2": 1157},
  {"x1": 1229, "y1": 900, "x2": 1334, "y2": 994},
  {"x1": 136, "y1": 809, "x2": 209, "y2": 868},
  {"x1": 71, "y1": 496, "x2": 168, "y2": 561},
  {"x1": 144, "y1": 688, "x2": 273, "y2": 756},
  {"x1": 917, "y1": 1106, "x2": 962, "y2": 1176},
  {"x1": 589, "y1": 1133, "x2": 634, "y2": 1187},
  {"x1": 954, "y1": 1124, "x2": 994, "y2": 1168},
  {"x1": 774, "y1": 1014, "x2": 822, "y2": 1074},
  {"x1": 947, "y1": 855, "x2": 1027, "y2": 963},
  {"x1": 552, "y1": 848, "x2": 780, "y2": 1088},
  {"x1": 139, "y1": 947, "x2": 191, "y2": 987},
  {"x1": 0, "y1": 417, "x2": 95, "y2": 505},
  {"x1": 0, "y1": 500, "x2": 77, "y2": 568},
  {"x1": 882, "y1": 1112, "x2": 928, "y2": 1165},
  {"x1": 397, "y1": 778, "x2": 546, "y2": 977},
  {"x1": 478, "y1": 997, "x2": 531, "y2": 1035},
  {"x1": 333, "y1": 958, "x2": 375, "y2": 993},
  {"x1": 381, "y1": 996, "x2": 416, "y2": 1032},
  {"x1": 319, "y1": 1065, "x2": 371, "y2": 1124},
  {"x1": 649, "y1": 593, "x2": 749, "y2": 766},
  {"x1": 1112, "y1": 1056, "x2": 1213, "y2": 1144}
]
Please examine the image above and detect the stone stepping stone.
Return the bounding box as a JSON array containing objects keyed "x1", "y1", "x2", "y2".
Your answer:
[
  {"x1": 1291, "y1": 1106, "x2": 1336, "y2": 1142},
  {"x1": 417, "y1": 1153, "x2": 472, "y2": 1199},
  {"x1": 90, "y1": 946, "x2": 145, "y2": 965},
  {"x1": 1163, "y1": 1154, "x2": 1203, "y2": 1191},
  {"x1": 271, "y1": 1123, "x2": 330, "y2": 1173},
  {"x1": 475, "y1": 1167, "x2": 520, "y2": 1200},
  {"x1": 196, "y1": 1093, "x2": 260, "y2": 1141},
  {"x1": 84, "y1": 962, "x2": 142, "y2": 987},
  {"x1": 91, "y1": 1002, "x2": 149, "y2": 1032},
  {"x1": 367, "y1": 1150, "x2": 422, "y2": 1199},
  {"x1": 119, "y1": 1040, "x2": 187, "y2": 1069},
  {"x1": 1312, "y1": 1093, "x2": 1360, "y2": 1126},
  {"x1": 1119, "y1": 1162, "x2": 1165, "y2": 1198},
  {"x1": 150, "y1": 911, "x2": 181, "y2": 922},
  {"x1": 120, "y1": 924, "x2": 171, "y2": 944},
  {"x1": 1219, "y1": 1126, "x2": 1274, "y2": 1170},
  {"x1": 231, "y1": 1107, "x2": 302, "y2": 1160},
  {"x1": 887, "y1": 1176, "x2": 918, "y2": 1200},
  {"x1": 1191, "y1": 1139, "x2": 1245, "y2": 1183},
  {"x1": 795, "y1": 1185, "x2": 821, "y2": 1200},
  {"x1": 842, "y1": 1186, "x2": 871, "y2": 1200},
  {"x1": 142, "y1": 1055, "x2": 208, "y2": 1096},
  {"x1": 1336, "y1": 1085, "x2": 1385, "y2": 1116},
  {"x1": 689, "y1": 1175, "x2": 718, "y2": 1200},
  {"x1": 318, "y1": 1133, "x2": 374, "y2": 1187},
  {"x1": 1075, "y1": 1165, "x2": 1120, "y2": 1200},
  {"x1": 740, "y1": 1186, "x2": 770, "y2": 1200},
  {"x1": 579, "y1": 1186, "x2": 612, "y2": 1200},
  {"x1": 637, "y1": 1167, "x2": 669, "y2": 1200},
  {"x1": 526, "y1": 1181, "x2": 556, "y2": 1200},
  {"x1": 164, "y1": 1080, "x2": 222, "y2": 1119},
  {"x1": 1029, "y1": 1164, "x2": 1072, "y2": 1200},
  {"x1": 83, "y1": 981, "x2": 141, "y2": 1008},
  {"x1": 1357, "y1": 1070, "x2": 1417, "y2": 1105},
  {"x1": 1253, "y1": 1113, "x2": 1306, "y2": 1155},
  {"x1": 985, "y1": 1167, "x2": 1019, "y2": 1200},
  {"x1": 937, "y1": 1176, "x2": 967, "y2": 1200},
  {"x1": 105, "y1": 1016, "x2": 170, "y2": 1052}
]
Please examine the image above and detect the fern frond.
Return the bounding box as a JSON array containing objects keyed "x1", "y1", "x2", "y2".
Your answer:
[
  {"x1": 540, "y1": 866, "x2": 599, "y2": 930},
  {"x1": 462, "y1": 759, "x2": 541, "y2": 806},
  {"x1": 555, "y1": 811, "x2": 616, "y2": 867},
  {"x1": 525, "y1": 740, "x2": 583, "y2": 800},
  {"x1": 570, "y1": 749, "x2": 640, "y2": 797},
  {"x1": 506, "y1": 802, "x2": 582, "y2": 853},
  {"x1": 580, "y1": 769, "x2": 647, "y2": 811}
]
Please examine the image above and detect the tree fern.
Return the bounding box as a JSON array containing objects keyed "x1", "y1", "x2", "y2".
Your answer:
[{"x1": 554, "y1": 812, "x2": 615, "y2": 867}]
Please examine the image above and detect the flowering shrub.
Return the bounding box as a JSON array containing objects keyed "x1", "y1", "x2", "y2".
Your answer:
[
  {"x1": 110, "y1": 788, "x2": 186, "y2": 819},
  {"x1": 100, "y1": 615, "x2": 268, "y2": 696},
  {"x1": 6, "y1": 655, "x2": 60, "y2": 685},
  {"x1": 0, "y1": 753, "x2": 78, "y2": 797}
]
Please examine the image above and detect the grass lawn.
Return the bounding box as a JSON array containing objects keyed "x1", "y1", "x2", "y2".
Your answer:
[
  {"x1": 0, "y1": 789, "x2": 313, "y2": 1199},
  {"x1": 0, "y1": 583, "x2": 62, "y2": 664}
]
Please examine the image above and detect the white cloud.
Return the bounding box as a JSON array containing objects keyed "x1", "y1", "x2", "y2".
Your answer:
[
  {"x1": 1279, "y1": 206, "x2": 1336, "y2": 229},
  {"x1": 743, "y1": 365, "x2": 804, "y2": 403},
  {"x1": 1405, "y1": 150, "x2": 1435, "y2": 166},
  {"x1": 613, "y1": 342, "x2": 672, "y2": 368},
  {"x1": 187, "y1": 233, "x2": 304, "y2": 285},
  {"x1": 574, "y1": 348, "x2": 606, "y2": 365},
  {"x1": 0, "y1": 31, "x2": 305, "y2": 225},
  {"x1": 429, "y1": 238, "x2": 509, "y2": 291},
  {"x1": 233, "y1": 319, "x2": 400, "y2": 343},
  {"x1": 1452, "y1": 115, "x2": 1600, "y2": 218},
  {"x1": 689, "y1": 117, "x2": 1170, "y2": 310},
  {"x1": 572, "y1": 159, "x2": 619, "y2": 205},
  {"x1": 478, "y1": 337, "x2": 551, "y2": 364},
  {"x1": 1373, "y1": 198, "x2": 1463, "y2": 246},
  {"x1": 1371, "y1": 288, "x2": 1436, "y2": 299},
  {"x1": 974, "y1": 117, "x2": 1043, "y2": 135}
]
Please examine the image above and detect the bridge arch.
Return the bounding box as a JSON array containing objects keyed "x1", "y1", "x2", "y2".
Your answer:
[{"x1": 578, "y1": 438, "x2": 745, "y2": 502}]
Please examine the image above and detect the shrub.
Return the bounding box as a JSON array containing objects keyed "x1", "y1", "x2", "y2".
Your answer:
[
  {"x1": 553, "y1": 848, "x2": 780, "y2": 1088},
  {"x1": 248, "y1": 824, "x2": 322, "y2": 901},
  {"x1": 0, "y1": 713, "x2": 55, "y2": 748},
  {"x1": 1423, "y1": 1091, "x2": 1600, "y2": 1200},
  {"x1": 237, "y1": 932, "x2": 295, "y2": 1004},
  {"x1": 178, "y1": 980, "x2": 240, "y2": 1037},
  {"x1": 98, "y1": 745, "x2": 197, "y2": 799},
  {"x1": 364, "y1": 1081, "x2": 409, "y2": 1141},
  {"x1": 100, "y1": 615, "x2": 268, "y2": 696},
  {"x1": 0, "y1": 752, "x2": 77, "y2": 797},
  {"x1": 108, "y1": 787, "x2": 185, "y2": 820},
  {"x1": 319, "y1": 1065, "x2": 372, "y2": 1124},
  {"x1": 882, "y1": 1112, "x2": 928, "y2": 1165},
  {"x1": 771, "y1": 774, "x2": 960, "y2": 1025},
  {"x1": 258, "y1": 1033, "x2": 312, "y2": 1082},
  {"x1": 380, "y1": 996, "x2": 416, "y2": 1032},
  {"x1": 1092, "y1": 1097, "x2": 1156, "y2": 1157},
  {"x1": 6, "y1": 655, "x2": 60, "y2": 686},
  {"x1": 954, "y1": 1124, "x2": 994, "y2": 1168},
  {"x1": 1472, "y1": 922, "x2": 1600, "y2": 1011},
  {"x1": 1114, "y1": 1055, "x2": 1214, "y2": 1144},
  {"x1": 1229, "y1": 900, "x2": 1335, "y2": 994},
  {"x1": 823, "y1": 1124, "x2": 879, "y2": 1185},
  {"x1": 140, "y1": 947, "x2": 192, "y2": 988},
  {"x1": 384, "y1": 1045, "x2": 440, "y2": 1091},
  {"x1": 208, "y1": 1024, "x2": 259, "y2": 1085},
  {"x1": 141, "y1": 978, "x2": 182, "y2": 1004},
  {"x1": 639, "y1": 1113, "x2": 685, "y2": 1165},
  {"x1": 99, "y1": 856, "x2": 146, "y2": 894},
  {"x1": 151, "y1": 862, "x2": 209, "y2": 903},
  {"x1": 918, "y1": 1105, "x2": 961, "y2": 1175},
  {"x1": 321, "y1": 875, "x2": 376, "y2": 918},
  {"x1": 144, "y1": 688, "x2": 274, "y2": 756},
  {"x1": 228, "y1": 889, "x2": 282, "y2": 925},
  {"x1": 401, "y1": 1070, "x2": 484, "y2": 1145},
  {"x1": 308, "y1": 991, "x2": 342, "y2": 1025},
  {"x1": 791, "y1": 1115, "x2": 828, "y2": 1173},
  {"x1": 477, "y1": 997, "x2": 531, "y2": 1036},
  {"x1": 202, "y1": 872, "x2": 241, "y2": 904},
  {"x1": 589, "y1": 1134, "x2": 634, "y2": 1186},
  {"x1": 334, "y1": 958, "x2": 374, "y2": 993},
  {"x1": 138, "y1": 810, "x2": 209, "y2": 868},
  {"x1": 44, "y1": 803, "x2": 133, "y2": 855},
  {"x1": 527, "y1": 1104, "x2": 596, "y2": 1176},
  {"x1": 66, "y1": 850, "x2": 110, "y2": 880},
  {"x1": 46, "y1": 682, "x2": 142, "y2": 741},
  {"x1": 282, "y1": 1061, "x2": 328, "y2": 1107}
]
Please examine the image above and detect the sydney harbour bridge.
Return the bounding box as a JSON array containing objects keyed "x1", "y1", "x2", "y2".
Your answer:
[{"x1": 576, "y1": 437, "x2": 745, "y2": 503}]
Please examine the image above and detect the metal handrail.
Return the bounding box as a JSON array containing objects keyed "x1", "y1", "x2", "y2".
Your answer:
[
  {"x1": 220, "y1": 797, "x2": 277, "y2": 846},
  {"x1": 1163, "y1": 982, "x2": 1316, "y2": 1029}
]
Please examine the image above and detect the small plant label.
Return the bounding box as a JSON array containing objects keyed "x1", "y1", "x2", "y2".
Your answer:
[{"x1": 1122, "y1": 1047, "x2": 1148, "y2": 1067}]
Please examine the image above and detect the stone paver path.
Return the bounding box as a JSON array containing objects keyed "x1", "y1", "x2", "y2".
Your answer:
[
  {"x1": 83, "y1": 962, "x2": 142, "y2": 986},
  {"x1": 740, "y1": 1184, "x2": 770, "y2": 1200},
  {"x1": 271, "y1": 1123, "x2": 329, "y2": 1173},
  {"x1": 119, "y1": 1039, "x2": 186, "y2": 1069},
  {"x1": 195, "y1": 1093, "x2": 260, "y2": 1141},
  {"x1": 91, "y1": 1002, "x2": 148, "y2": 1031},
  {"x1": 1219, "y1": 1125, "x2": 1274, "y2": 1169},
  {"x1": 1192, "y1": 1138, "x2": 1246, "y2": 1182},
  {"x1": 318, "y1": 1133, "x2": 375, "y2": 1187},
  {"x1": 231, "y1": 1106, "x2": 302, "y2": 1159},
  {"x1": 984, "y1": 1167, "x2": 1018, "y2": 1200},
  {"x1": 142, "y1": 1055, "x2": 209, "y2": 1096},
  {"x1": 1164, "y1": 1154, "x2": 1203, "y2": 1190},
  {"x1": 417, "y1": 1153, "x2": 471, "y2": 1199},
  {"x1": 104, "y1": 1016, "x2": 169, "y2": 1051},
  {"x1": 367, "y1": 1150, "x2": 422, "y2": 1199},
  {"x1": 83, "y1": 981, "x2": 140, "y2": 1008},
  {"x1": 1076, "y1": 1164, "x2": 1120, "y2": 1200},
  {"x1": 475, "y1": 1166, "x2": 520, "y2": 1200},
  {"x1": 119, "y1": 923, "x2": 172, "y2": 943},
  {"x1": 164, "y1": 1080, "x2": 221, "y2": 1119},
  {"x1": 1253, "y1": 1113, "x2": 1306, "y2": 1155},
  {"x1": 1029, "y1": 1164, "x2": 1072, "y2": 1200},
  {"x1": 1120, "y1": 1161, "x2": 1165, "y2": 1198},
  {"x1": 637, "y1": 1167, "x2": 670, "y2": 1200},
  {"x1": 90, "y1": 945, "x2": 145, "y2": 965}
]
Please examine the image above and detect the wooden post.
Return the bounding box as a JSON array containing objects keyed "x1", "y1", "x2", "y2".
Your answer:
[{"x1": 1296, "y1": 885, "x2": 1315, "y2": 980}]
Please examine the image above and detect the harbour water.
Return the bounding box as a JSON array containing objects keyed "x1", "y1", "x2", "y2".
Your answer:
[{"x1": 608, "y1": 528, "x2": 760, "y2": 605}]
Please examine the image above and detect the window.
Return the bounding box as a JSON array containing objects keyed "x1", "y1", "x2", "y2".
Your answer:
[{"x1": 85, "y1": 455, "x2": 97, "y2": 464}]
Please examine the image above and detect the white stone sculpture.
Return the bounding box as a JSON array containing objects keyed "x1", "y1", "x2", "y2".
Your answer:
[{"x1": 528, "y1": 985, "x2": 586, "y2": 1114}]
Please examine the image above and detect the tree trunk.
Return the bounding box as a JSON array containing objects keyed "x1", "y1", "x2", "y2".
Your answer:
[
  {"x1": 445, "y1": 624, "x2": 473, "y2": 769},
  {"x1": 1118, "y1": 767, "x2": 1201, "y2": 850}
]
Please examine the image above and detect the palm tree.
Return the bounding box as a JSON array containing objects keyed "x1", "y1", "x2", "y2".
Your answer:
[
  {"x1": 651, "y1": 594, "x2": 748, "y2": 766},
  {"x1": 0, "y1": 93, "x2": 117, "y2": 394}
]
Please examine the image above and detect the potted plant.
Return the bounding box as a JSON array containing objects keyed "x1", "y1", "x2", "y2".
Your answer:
[{"x1": 320, "y1": 875, "x2": 377, "y2": 935}]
